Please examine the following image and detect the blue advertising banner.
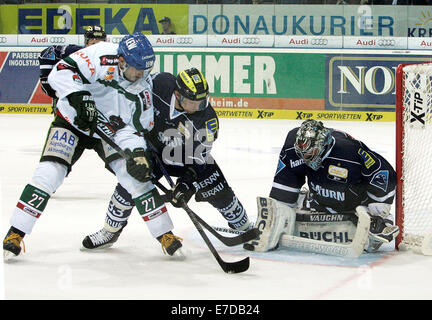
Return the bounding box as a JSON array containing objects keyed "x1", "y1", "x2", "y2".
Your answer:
[{"x1": 326, "y1": 54, "x2": 432, "y2": 112}]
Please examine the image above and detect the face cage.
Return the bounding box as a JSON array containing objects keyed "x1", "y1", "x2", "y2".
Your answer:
[{"x1": 295, "y1": 141, "x2": 324, "y2": 171}]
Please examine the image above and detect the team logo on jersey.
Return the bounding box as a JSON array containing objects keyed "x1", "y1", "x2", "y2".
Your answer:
[
  {"x1": 72, "y1": 74, "x2": 82, "y2": 84},
  {"x1": 276, "y1": 159, "x2": 286, "y2": 175},
  {"x1": 104, "y1": 66, "x2": 115, "y2": 80},
  {"x1": 370, "y1": 170, "x2": 389, "y2": 192},
  {"x1": 205, "y1": 118, "x2": 218, "y2": 142},
  {"x1": 358, "y1": 148, "x2": 375, "y2": 169},
  {"x1": 328, "y1": 165, "x2": 348, "y2": 183}
]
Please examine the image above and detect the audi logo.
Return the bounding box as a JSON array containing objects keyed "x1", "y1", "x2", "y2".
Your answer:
[
  {"x1": 311, "y1": 38, "x2": 328, "y2": 46},
  {"x1": 377, "y1": 39, "x2": 395, "y2": 47},
  {"x1": 242, "y1": 37, "x2": 260, "y2": 45},
  {"x1": 176, "y1": 37, "x2": 193, "y2": 44},
  {"x1": 0, "y1": 37, "x2": 6, "y2": 44},
  {"x1": 49, "y1": 37, "x2": 66, "y2": 44}
]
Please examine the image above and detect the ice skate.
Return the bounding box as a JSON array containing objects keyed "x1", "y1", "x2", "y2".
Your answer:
[
  {"x1": 82, "y1": 222, "x2": 127, "y2": 250},
  {"x1": 3, "y1": 229, "x2": 25, "y2": 261},
  {"x1": 157, "y1": 231, "x2": 184, "y2": 257}
]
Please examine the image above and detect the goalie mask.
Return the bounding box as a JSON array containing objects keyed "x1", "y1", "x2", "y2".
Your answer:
[{"x1": 294, "y1": 119, "x2": 333, "y2": 171}]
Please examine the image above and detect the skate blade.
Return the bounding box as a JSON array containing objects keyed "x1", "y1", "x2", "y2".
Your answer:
[
  {"x1": 3, "y1": 250, "x2": 17, "y2": 262},
  {"x1": 169, "y1": 247, "x2": 187, "y2": 261},
  {"x1": 80, "y1": 243, "x2": 114, "y2": 251}
]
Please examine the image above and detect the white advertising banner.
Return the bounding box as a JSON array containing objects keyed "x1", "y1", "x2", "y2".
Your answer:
[
  {"x1": 1, "y1": 34, "x2": 432, "y2": 51},
  {"x1": 17, "y1": 34, "x2": 81, "y2": 46}
]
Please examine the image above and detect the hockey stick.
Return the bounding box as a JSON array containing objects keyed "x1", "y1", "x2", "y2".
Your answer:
[
  {"x1": 153, "y1": 180, "x2": 259, "y2": 247},
  {"x1": 93, "y1": 125, "x2": 258, "y2": 246},
  {"x1": 93, "y1": 126, "x2": 250, "y2": 273},
  {"x1": 148, "y1": 147, "x2": 250, "y2": 273}
]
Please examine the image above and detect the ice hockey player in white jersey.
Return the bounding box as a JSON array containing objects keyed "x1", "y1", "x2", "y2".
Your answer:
[
  {"x1": 81, "y1": 68, "x2": 252, "y2": 252},
  {"x1": 38, "y1": 25, "x2": 107, "y2": 104},
  {"x1": 245, "y1": 119, "x2": 399, "y2": 254},
  {"x1": 3, "y1": 33, "x2": 181, "y2": 260}
]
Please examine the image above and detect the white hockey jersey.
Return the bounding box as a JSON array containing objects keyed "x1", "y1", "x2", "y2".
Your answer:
[{"x1": 47, "y1": 41, "x2": 154, "y2": 150}]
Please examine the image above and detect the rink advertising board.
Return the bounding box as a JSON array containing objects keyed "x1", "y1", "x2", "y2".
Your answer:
[
  {"x1": 326, "y1": 55, "x2": 432, "y2": 111},
  {"x1": 0, "y1": 46, "x2": 429, "y2": 120},
  {"x1": 189, "y1": 5, "x2": 432, "y2": 37},
  {"x1": 0, "y1": 4, "x2": 188, "y2": 35},
  {"x1": 2, "y1": 4, "x2": 432, "y2": 38}
]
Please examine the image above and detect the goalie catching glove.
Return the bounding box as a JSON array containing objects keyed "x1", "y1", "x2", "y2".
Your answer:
[
  {"x1": 170, "y1": 167, "x2": 198, "y2": 207},
  {"x1": 67, "y1": 91, "x2": 98, "y2": 134},
  {"x1": 125, "y1": 147, "x2": 153, "y2": 182}
]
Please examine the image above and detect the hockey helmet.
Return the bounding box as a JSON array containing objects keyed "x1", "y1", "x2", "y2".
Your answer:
[
  {"x1": 84, "y1": 25, "x2": 106, "y2": 45},
  {"x1": 176, "y1": 68, "x2": 209, "y2": 111},
  {"x1": 294, "y1": 119, "x2": 333, "y2": 171},
  {"x1": 117, "y1": 33, "x2": 155, "y2": 72}
]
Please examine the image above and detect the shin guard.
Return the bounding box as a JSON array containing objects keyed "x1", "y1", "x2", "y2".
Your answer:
[{"x1": 134, "y1": 188, "x2": 174, "y2": 238}]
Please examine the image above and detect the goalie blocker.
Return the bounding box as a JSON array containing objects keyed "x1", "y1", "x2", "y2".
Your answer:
[{"x1": 244, "y1": 197, "x2": 371, "y2": 258}]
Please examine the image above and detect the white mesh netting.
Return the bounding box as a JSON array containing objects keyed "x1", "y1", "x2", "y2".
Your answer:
[{"x1": 400, "y1": 63, "x2": 432, "y2": 241}]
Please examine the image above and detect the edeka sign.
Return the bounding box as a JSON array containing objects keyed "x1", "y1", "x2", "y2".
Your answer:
[
  {"x1": 152, "y1": 51, "x2": 326, "y2": 110},
  {"x1": 326, "y1": 55, "x2": 432, "y2": 111},
  {"x1": 0, "y1": 5, "x2": 188, "y2": 35}
]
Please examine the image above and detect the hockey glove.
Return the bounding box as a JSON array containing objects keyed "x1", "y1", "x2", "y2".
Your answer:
[
  {"x1": 125, "y1": 148, "x2": 153, "y2": 182},
  {"x1": 67, "y1": 91, "x2": 98, "y2": 134},
  {"x1": 171, "y1": 167, "x2": 198, "y2": 208}
]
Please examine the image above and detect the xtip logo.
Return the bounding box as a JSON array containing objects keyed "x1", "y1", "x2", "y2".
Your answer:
[
  {"x1": 296, "y1": 111, "x2": 313, "y2": 120},
  {"x1": 257, "y1": 110, "x2": 274, "y2": 119},
  {"x1": 365, "y1": 113, "x2": 383, "y2": 121}
]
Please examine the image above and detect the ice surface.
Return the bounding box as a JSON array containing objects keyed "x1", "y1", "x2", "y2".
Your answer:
[{"x1": 2, "y1": 114, "x2": 432, "y2": 300}]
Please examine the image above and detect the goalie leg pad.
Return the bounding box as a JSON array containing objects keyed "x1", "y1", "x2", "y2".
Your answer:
[{"x1": 244, "y1": 197, "x2": 296, "y2": 252}]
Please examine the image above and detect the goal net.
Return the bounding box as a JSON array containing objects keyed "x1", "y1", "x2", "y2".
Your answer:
[{"x1": 396, "y1": 62, "x2": 432, "y2": 255}]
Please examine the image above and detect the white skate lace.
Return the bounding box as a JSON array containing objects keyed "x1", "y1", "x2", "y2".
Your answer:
[{"x1": 88, "y1": 229, "x2": 114, "y2": 246}]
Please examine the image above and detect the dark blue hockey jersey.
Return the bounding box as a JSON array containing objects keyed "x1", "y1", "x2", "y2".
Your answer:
[
  {"x1": 38, "y1": 44, "x2": 83, "y2": 98},
  {"x1": 269, "y1": 127, "x2": 396, "y2": 213},
  {"x1": 146, "y1": 72, "x2": 219, "y2": 175}
]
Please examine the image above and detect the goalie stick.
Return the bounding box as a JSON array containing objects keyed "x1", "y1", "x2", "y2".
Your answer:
[
  {"x1": 278, "y1": 205, "x2": 370, "y2": 258},
  {"x1": 92, "y1": 126, "x2": 251, "y2": 273},
  {"x1": 236, "y1": 198, "x2": 371, "y2": 258}
]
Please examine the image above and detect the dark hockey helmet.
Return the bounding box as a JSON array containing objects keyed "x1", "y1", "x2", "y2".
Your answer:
[
  {"x1": 84, "y1": 25, "x2": 107, "y2": 45},
  {"x1": 176, "y1": 68, "x2": 209, "y2": 111},
  {"x1": 294, "y1": 119, "x2": 333, "y2": 171}
]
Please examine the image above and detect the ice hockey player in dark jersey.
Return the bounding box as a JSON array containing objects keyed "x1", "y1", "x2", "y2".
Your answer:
[
  {"x1": 267, "y1": 119, "x2": 399, "y2": 252},
  {"x1": 82, "y1": 68, "x2": 252, "y2": 252},
  {"x1": 38, "y1": 25, "x2": 106, "y2": 111}
]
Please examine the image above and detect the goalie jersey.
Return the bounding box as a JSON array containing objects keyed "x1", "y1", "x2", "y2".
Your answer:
[
  {"x1": 146, "y1": 72, "x2": 219, "y2": 174},
  {"x1": 270, "y1": 127, "x2": 396, "y2": 213}
]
